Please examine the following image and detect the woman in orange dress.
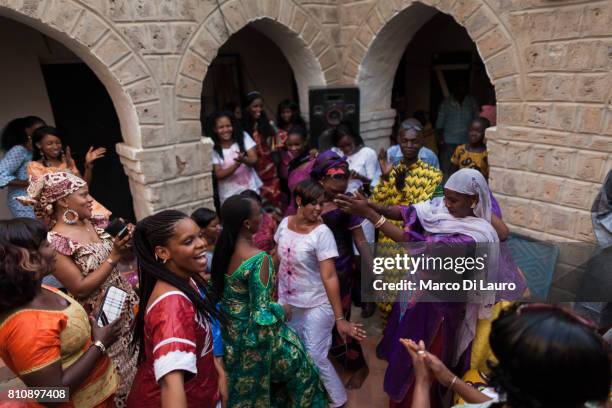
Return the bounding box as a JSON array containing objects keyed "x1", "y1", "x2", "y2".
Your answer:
[
  {"x1": 242, "y1": 92, "x2": 282, "y2": 214},
  {"x1": 0, "y1": 218, "x2": 120, "y2": 408},
  {"x1": 28, "y1": 126, "x2": 110, "y2": 221}
]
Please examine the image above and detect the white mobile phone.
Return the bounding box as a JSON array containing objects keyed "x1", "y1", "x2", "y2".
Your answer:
[{"x1": 97, "y1": 286, "x2": 128, "y2": 326}]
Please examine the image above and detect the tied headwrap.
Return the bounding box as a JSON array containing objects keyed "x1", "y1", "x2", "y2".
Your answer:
[
  {"x1": 17, "y1": 171, "x2": 85, "y2": 221},
  {"x1": 409, "y1": 168, "x2": 500, "y2": 363},
  {"x1": 310, "y1": 150, "x2": 348, "y2": 180}
]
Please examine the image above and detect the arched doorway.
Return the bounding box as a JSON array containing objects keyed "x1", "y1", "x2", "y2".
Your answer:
[
  {"x1": 201, "y1": 24, "x2": 299, "y2": 122},
  {"x1": 0, "y1": 16, "x2": 135, "y2": 220},
  {"x1": 349, "y1": 1, "x2": 522, "y2": 152},
  {"x1": 391, "y1": 12, "x2": 495, "y2": 129}
]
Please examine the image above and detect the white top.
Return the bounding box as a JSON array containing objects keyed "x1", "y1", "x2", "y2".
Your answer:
[
  {"x1": 212, "y1": 132, "x2": 262, "y2": 204},
  {"x1": 274, "y1": 217, "x2": 339, "y2": 308},
  {"x1": 332, "y1": 146, "x2": 381, "y2": 193}
]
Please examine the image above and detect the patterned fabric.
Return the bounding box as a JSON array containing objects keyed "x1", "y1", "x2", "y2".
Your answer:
[
  {"x1": 127, "y1": 292, "x2": 219, "y2": 407},
  {"x1": 372, "y1": 160, "x2": 443, "y2": 322},
  {"x1": 221, "y1": 251, "x2": 327, "y2": 407},
  {"x1": 0, "y1": 145, "x2": 35, "y2": 218},
  {"x1": 310, "y1": 150, "x2": 348, "y2": 181},
  {"x1": 387, "y1": 145, "x2": 440, "y2": 169},
  {"x1": 250, "y1": 129, "x2": 282, "y2": 210},
  {"x1": 435, "y1": 95, "x2": 479, "y2": 145},
  {"x1": 0, "y1": 286, "x2": 118, "y2": 408},
  {"x1": 17, "y1": 171, "x2": 84, "y2": 221},
  {"x1": 47, "y1": 226, "x2": 138, "y2": 407},
  {"x1": 27, "y1": 161, "x2": 111, "y2": 221},
  {"x1": 253, "y1": 211, "x2": 277, "y2": 253},
  {"x1": 451, "y1": 144, "x2": 489, "y2": 179},
  {"x1": 321, "y1": 208, "x2": 367, "y2": 372}
]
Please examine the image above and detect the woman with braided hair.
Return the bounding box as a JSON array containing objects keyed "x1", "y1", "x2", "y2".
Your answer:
[
  {"x1": 212, "y1": 194, "x2": 328, "y2": 407},
  {"x1": 127, "y1": 210, "x2": 224, "y2": 407}
]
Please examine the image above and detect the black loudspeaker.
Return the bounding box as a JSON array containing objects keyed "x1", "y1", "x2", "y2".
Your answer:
[{"x1": 309, "y1": 87, "x2": 360, "y2": 150}]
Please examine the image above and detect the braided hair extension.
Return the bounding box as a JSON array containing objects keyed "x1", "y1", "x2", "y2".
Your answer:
[
  {"x1": 210, "y1": 195, "x2": 255, "y2": 298},
  {"x1": 131, "y1": 210, "x2": 222, "y2": 361}
]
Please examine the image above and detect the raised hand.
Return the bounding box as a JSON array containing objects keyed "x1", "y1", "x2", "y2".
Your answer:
[
  {"x1": 334, "y1": 191, "x2": 371, "y2": 217},
  {"x1": 378, "y1": 148, "x2": 392, "y2": 176},
  {"x1": 85, "y1": 146, "x2": 107, "y2": 169}
]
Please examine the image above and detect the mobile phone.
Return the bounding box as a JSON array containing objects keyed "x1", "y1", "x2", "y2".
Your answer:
[
  {"x1": 97, "y1": 286, "x2": 128, "y2": 327},
  {"x1": 105, "y1": 218, "x2": 129, "y2": 239},
  {"x1": 116, "y1": 225, "x2": 129, "y2": 240}
]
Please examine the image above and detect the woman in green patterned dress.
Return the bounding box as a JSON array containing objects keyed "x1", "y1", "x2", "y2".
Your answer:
[{"x1": 211, "y1": 194, "x2": 328, "y2": 407}]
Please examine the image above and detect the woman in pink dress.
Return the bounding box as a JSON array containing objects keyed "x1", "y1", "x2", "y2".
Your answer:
[{"x1": 127, "y1": 210, "x2": 223, "y2": 408}]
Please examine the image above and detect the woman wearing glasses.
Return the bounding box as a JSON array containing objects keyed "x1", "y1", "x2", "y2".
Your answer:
[{"x1": 402, "y1": 303, "x2": 610, "y2": 408}]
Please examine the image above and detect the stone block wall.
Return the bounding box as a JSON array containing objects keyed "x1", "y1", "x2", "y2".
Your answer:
[{"x1": 1, "y1": 0, "x2": 609, "y2": 241}]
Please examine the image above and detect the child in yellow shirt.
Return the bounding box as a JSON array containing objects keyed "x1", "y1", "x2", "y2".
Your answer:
[{"x1": 451, "y1": 117, "x2": 490, "y2": 179}]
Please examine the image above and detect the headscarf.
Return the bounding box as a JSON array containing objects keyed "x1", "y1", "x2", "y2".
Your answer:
[
  {"x1": 413, "y1": 168, "x2": 497, "y2": 242},
  {"x1": 592, "y1": 170, "x2": 612, "y2": 247},
  {"x1": 411, "y1": 169, "x2": 499, "y2": 362},
  {"x1": 309, "y1": 150, "x2": 349, "y2": 181},
  {"x1": 17, "y1": 171, "x2": 85, "y2": 221}
]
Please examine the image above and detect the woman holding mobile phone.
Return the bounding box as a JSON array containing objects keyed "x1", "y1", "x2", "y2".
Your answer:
[
  {"x1": 0, "y1": 218, "x2": 121, "y2": 407},
  {"x1": 18, "y1": 171, "x2": 139, "y2": 407}
]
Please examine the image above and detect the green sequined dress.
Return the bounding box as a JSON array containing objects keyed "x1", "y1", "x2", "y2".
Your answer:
[{"x1": 221, "y1": 251, "x2": 328, "y2": 408}]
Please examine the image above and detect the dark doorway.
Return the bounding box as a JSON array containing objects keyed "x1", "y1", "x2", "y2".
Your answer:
[{"x1": 41, "y1": 63, "x2": 136, "y2": 221}]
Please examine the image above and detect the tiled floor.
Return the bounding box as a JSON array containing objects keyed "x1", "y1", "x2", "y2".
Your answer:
[{"x1": 0, "y1": 307, "x2": 391, "y2": 407}]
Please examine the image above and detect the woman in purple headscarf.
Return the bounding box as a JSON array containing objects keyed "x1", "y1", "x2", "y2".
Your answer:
[
  {"x1": 335, "y1": 168, "x2": 526, "y2": 407},
  {"x1": 311, "y1": 150, "x2": 371, "y2": 389}
]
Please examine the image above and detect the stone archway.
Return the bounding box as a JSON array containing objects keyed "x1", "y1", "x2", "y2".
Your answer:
[
  {"x1": 344, "y1": 0, "x2": 523, "y2": 150},
  {"x1": 175, "y1": 0, "x2": 340, "y2": 127},
  {"x1": 0, "y1": 1, "x2": 161, "y2": 218}
]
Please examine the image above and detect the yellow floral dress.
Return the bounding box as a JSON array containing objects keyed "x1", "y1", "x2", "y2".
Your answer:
[
  {"x1": 372, "y1": 160, "x2": 443, "y2": 323},
  {"x1": 221, "y1": 251, "x2": 328, "y2": 407}
]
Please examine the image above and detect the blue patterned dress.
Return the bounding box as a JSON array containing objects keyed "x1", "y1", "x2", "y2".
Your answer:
[{"x1": 0, "y1": 145, "x2": 34, "y2": 218}]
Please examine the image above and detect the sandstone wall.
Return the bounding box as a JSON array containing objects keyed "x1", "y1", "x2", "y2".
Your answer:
[{"x1": 0, "y1": 0, "x2": 609, "y2": 241}]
